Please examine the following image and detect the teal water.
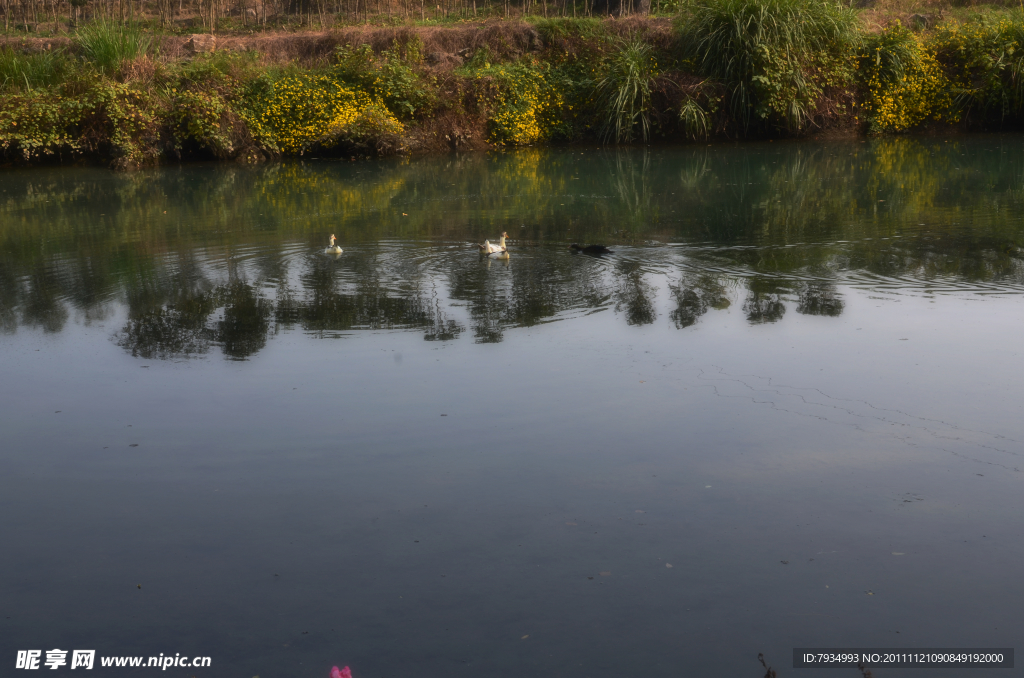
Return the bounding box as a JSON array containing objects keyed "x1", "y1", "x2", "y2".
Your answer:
[{"x1": 1, "y1": 137, "x2": 1023, "y2": 677}]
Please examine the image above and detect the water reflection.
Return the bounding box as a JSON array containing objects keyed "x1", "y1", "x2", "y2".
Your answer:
[
  {"x1": 669, "y1": 274, "x2": 730, "y2": 329},
  {"x1": 797, "y1": 281, "x2": 844, "y2": 317},
  {"x1": 5, "y1": 135, "x2": 1024, "y2": 358}
]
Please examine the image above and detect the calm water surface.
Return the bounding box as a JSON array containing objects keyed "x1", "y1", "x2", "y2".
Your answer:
[{"x1": 2, "y1": 138, "x2": 1023, "y2": 678}]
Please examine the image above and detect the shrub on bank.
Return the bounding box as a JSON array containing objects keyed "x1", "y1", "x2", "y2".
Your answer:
[
  {"x1": 463, "y1": 57, "x2": 569, "y2": 145},
  {"x1": 929, "y1": 14, "x2": 1024, "y2": 123},
  {"x1": 14, "y1": 12, "x2": 1024, "y2": 166},
  {"x1": 239, "y1": 73, "x2": 404, "y2": 154},
  {"x1": 859, "y1": 23, "x2": 956, "y2": 133}
]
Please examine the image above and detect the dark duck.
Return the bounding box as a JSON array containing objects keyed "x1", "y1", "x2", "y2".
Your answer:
[{"x1": 569, "y1": 243, "x2": 613, "y2": 255}]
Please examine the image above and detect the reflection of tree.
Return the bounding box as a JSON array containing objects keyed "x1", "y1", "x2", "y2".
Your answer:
[
  {"x1": 447, "y1": 250, "x2": 612, "y2": 343},
  {"x1": 118, "y1": 291, "x2": 216, "y2": 359},
  {"x1": 215, "y1": 281, "x2": 271, "y2": 360},
  {"x1": 0, "y1": 262, "x2": 17, "y2": 334},
  {"x1": 283, "y1": 256, "x2": 435, "y2": 335},
  {"x1": 8, "y1": 137, "x2": 1024, "y2": 345},
  {"x1": 669, "y1": 274, "x2": 730, "y2": 329},
  {"x1": 117, "y1": 254, "x2": 218, "y2": 359},
  {"x1": 797, "y1": 282, "x2": 844, "y2": 316},
  {"x1": 423, "y1": 304, "x2": 462, "y2": 342},
  {"x1": 614, "y1": 261, "x2": 656, "y2": 326},
  {"x1": 742, "y1": 278, "x2": 786, "y2": 324},
  {"x1": 21, "y1": 265, "x2": 68, "y2": 333}
]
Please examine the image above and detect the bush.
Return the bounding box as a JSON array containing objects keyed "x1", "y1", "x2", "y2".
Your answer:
[
  {"x1": 334, "y1": 42, "x2": 430, "y2": 119},
  {"x1": 470, "y1": 60, "x2": 566, "y2": 145},
  {"x1": 676, "y1": 0, "x2": 859, "y2": 131},
  {"x1": 929, "y1": 14, "x2": 1024, "y2": 122},
  {"x1": 169, "y1": 89, "x2": 233, "y2": 157},
  {"x1": 860, "y1": 23, "x2": 956, "y2": 133},
  {"x1": 0, "y1": 79, "x2": 159, "y2": 165},
  {"x1": 238, "y1": 73, "x2": 403, "y2": 154},
  {"x1": 0, "y1": 91, "x2": 85, "y2": 158}
]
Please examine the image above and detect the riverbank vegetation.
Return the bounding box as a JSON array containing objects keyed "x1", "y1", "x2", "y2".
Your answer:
[{"x1": 6, "y1": 0, "x2": 1024, "y2": 166}]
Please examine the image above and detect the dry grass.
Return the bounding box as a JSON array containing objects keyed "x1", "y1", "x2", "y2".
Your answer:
[
  {"x1": 0, "y1": 17, "x2": 671, "y2": 69},
  {"x1": 173, "y1": 20, "x2": 549, "y2": 66}
]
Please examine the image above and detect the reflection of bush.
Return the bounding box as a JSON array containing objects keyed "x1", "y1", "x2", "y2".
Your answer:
[
  {"x1": 6, "y1": 137, "x2": 1024, "y2": 351},
  {"x1": 216, "y1": 282, "x2": 272, "y2": 360},
  {"x1": 796, "y1": 283, "x2": 844, "y2": 316},
  {"x1": 742, "y1": 292, "x2": 786, "y2": 324},
  {"x1": 118, "y1": 297, "x2": 215, "y2": 359},
  {"x1": 670, "y1": 275, "x2": 730, "y2": 328}
]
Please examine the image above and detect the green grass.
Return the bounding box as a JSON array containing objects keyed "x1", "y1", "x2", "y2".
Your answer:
[
  {"x1": 0, "y1": 48, "x2": 74, "y2": 93},
  {"x1": 533, "y1": 17, "x2": 607, "y2": 40},
  {"x1": 76, "y1": 19, "x2": 152, "y2": 73},
  {"x1": 676, "y1": 0, "x2": 859, "y2": 130}
]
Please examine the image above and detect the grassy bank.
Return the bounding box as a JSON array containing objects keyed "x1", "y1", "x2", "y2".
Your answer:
[{"x1": 6, "y1": 3, "x2": 1024, "y2": 167}]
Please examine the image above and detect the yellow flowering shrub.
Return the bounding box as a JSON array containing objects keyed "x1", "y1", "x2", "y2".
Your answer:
[
  {"x1": 860, "y1": 23, "x2": 957, "y2": 133},
  {"x1": 240, "y1": 74, "x2": 402, "y2": 154},
  {"x1": 473, "y1": 62, "x2": 566, "y2": 146},
  {"x1": 929, "y1": 17, "x2": 1024, "y2": 119}
]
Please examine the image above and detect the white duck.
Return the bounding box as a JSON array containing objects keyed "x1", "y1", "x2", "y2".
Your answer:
[
  {"x1": 324, "y1": 234, "x2": 343, "y2": 254},
  {"x1": 478, "y1": 232, "x2": 508, "y2": 254}
]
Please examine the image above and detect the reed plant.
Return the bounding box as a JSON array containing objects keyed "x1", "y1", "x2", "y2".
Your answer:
[
  {"x1": 676, "y1": 0, "x2": 859, "y2": 131},
  {"x1": 76, "y1": 19, "x2": 152, "y2": 74},
  {"x1": 595, "y1": 38, "x2": 658, "y2": 143},
  {"x1": 678, "y1": 96, "x2": 710, "y2": 138}
]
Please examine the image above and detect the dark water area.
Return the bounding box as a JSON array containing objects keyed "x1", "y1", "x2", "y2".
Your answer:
[{"x1": 1, "y1": 137, "x2": 1023, "y2": 678}]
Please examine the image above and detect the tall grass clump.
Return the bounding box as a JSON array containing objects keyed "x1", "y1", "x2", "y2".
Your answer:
[
  {"x1": 595, "y1": 38, "x2": 658, "y2": 143},
  {"x1": 76, "y1": 20, "x2": 152, "y2": 74},
  {"x1": 0, "y1": 48, "x2": 73, "y2": 93},
  {"x1": 676, "y1": 0, "x2": 859, "y2": 132}
]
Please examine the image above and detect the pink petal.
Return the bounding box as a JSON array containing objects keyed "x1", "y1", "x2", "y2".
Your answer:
[{"x1": 330, "y1": 666, "x2": 352, "y2": 678}]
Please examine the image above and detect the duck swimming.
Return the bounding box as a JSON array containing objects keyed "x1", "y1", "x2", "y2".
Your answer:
[
  {"x1": 569, "y1": 243, "x2": 613, "y2": 255},
  {"x1": 479, "y1": 232, "x2": 508, "y2": 254},
  {"x1": 325, "y1": 235, "x2": 343, "y2": 254}
]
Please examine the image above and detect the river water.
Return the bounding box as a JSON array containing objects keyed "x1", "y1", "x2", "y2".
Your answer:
[{"x1": 1, "y1": 137, "x2": 1023, "y2": 677}]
